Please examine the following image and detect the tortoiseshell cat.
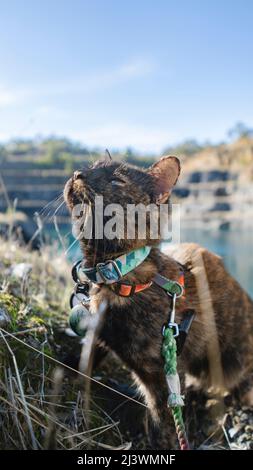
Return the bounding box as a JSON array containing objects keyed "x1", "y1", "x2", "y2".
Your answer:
[{"x1": 64, "y1": 156, "x2": 253, "y2": 449}]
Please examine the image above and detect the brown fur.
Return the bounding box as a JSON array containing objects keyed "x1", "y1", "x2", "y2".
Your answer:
[{"x1": 64, "y1": 156, "x2": 253, "y2": 449}]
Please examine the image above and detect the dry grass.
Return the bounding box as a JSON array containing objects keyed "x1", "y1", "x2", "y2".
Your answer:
[{"x1": 0, "y1": 236, "x2": 131, "y2": 450}]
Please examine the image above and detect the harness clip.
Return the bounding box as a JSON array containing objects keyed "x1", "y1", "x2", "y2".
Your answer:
[
  {"x1": 162, "y1": 293, "x2": 180, "y2": 337},
  {"x1": 162, "y1": 322, "x2": 180, "y2": 338},
  {"x1": 168, "y1": 322, "x2": 180, "y2": 338}
]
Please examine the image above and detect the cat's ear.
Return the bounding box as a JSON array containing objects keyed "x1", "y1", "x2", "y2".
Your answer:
[{"x1": 147, "y1": 156, "x2": 180, "y2": 203}]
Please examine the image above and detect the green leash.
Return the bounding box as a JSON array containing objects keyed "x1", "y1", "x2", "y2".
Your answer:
[{"x1": 162, "y1": 321, "x2": 190, "y2": 450}]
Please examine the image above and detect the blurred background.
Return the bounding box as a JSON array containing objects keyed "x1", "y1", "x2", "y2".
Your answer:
[{"x1": 0, "y1": 0, "x2": 253, "y2": 295}]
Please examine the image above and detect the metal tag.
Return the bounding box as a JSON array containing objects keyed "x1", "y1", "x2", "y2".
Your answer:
[{"x1": 69, "y1": 303, "x2": 91, "y2": 336}]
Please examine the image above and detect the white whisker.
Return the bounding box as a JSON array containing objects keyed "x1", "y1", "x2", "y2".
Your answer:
[
  {"x1": 48, "y1": 200, "x2": 65, "y2": 222},
  {"x1": 39, "y1": 193, "x2": 63, "y2": 216},
  {"x1": 64, "y1": 230, "x2": 83, "y2": 256}
]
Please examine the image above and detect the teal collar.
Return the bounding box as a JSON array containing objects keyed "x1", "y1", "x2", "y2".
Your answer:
[{"x1": 73, "y1": 246, "x2": 151, "y2": 285}]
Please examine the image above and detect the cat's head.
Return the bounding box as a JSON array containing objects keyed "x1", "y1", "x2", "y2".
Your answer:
[{"x1": 64, "y1": 156, "x2": 180, "y2": 259}]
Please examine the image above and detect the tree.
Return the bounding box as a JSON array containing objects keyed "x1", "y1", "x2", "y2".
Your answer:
[
  {"x1": 227, "y1": 122, "x2": 253, "y2": 140},
  {"x1": 163, "y1": 139, "x2": 203, "y2": 156}
]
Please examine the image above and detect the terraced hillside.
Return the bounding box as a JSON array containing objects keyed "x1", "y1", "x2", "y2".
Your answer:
[
  {"x1": 1, "y1": 136, "x2": 253, "y2": 238},
  {"x1": 0, "y1": 160, "x2": 69, "y2": 218}
]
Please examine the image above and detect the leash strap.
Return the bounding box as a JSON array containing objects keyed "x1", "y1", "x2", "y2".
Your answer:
[
  {"x1": 162, "y1": 318, "x2": 190, "y2": 450},
  {"x1": 159, "y1": 270, "x2": 191, "y2": 450},
  {"x1": 177, "y1": 310, "x2": 195, "y2": 355}
]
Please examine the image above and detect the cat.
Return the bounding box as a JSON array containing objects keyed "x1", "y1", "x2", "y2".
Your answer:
[{"x1": 64, "y1": 155, "x2": 253, "y2": 449}]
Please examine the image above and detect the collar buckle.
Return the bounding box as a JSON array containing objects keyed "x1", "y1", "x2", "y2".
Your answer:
[{"x1": 96, "y1": 259, "x2": 122, "y2": 283}]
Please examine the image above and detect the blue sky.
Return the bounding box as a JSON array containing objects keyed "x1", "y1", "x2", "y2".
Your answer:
[{"x1": 0, "y1": 0, "x2": 252, "y2": 153}]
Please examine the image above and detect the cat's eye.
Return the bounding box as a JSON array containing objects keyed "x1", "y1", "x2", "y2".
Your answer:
[{"x1": 111, "y1": 177, "x2": 125, "y2": 186}]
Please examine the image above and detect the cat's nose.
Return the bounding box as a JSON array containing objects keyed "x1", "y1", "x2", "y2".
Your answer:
[{"x1": 73, "y1": 171, "x2": 82, "y2": 180}]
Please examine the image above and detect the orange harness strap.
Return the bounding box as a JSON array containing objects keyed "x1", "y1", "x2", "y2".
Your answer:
[
  {"x1": 117, "y1": 281, "x2": 153, "y2": 297},
  {"x1": 116, "y1": 272, "x2": 185, "y2": 298}
]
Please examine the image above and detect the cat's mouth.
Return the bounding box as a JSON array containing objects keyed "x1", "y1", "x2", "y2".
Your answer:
[{"x1": 64, "y1": 175, "x2": 94, "y2": 240}]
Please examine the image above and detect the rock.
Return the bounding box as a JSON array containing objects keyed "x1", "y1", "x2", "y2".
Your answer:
[
  {"x1": 248, "y1": 416, "x2": 253, "y2": 425},
  {"x1": 240, "y1": 413, "x2": 248, "y2": 422},
  {"x1": 0, "y1": 307, "x2": 11, "y2": 327},
  {"x1": 245, "y1": 425, "x2": 253, "y2": 433},
  {"x1": 11, "y1": 263, "x2": 32, "y2": 279},
  {"x1": 228, "y1": 428, "x2": 237, "y2": 439},
  {"x1": 238, "y1": 433, "x2": 248, "y2": 444},
  {"x1": 232, "y1": 415, "x2": 241, "y2": 424},
  {"x1": 228, "y1": 424, "x2": 243, "y2": 439}
]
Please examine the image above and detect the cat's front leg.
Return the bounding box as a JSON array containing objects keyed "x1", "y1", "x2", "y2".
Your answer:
[{"x1": 133, "y1": 369, "x2": 178, "y2": 449}]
